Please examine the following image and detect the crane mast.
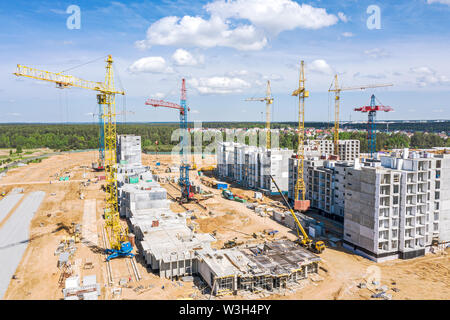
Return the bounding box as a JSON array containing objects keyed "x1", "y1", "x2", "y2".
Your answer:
[
  {"x1": 14, "y1": 56, "x2": 131, "y2": 260},
  {"x1": 145, "y1": 79, "x2": 192, "y2": 203},
  {"x1": 354, "y1": 94, "x2": 393, "y2": 158},
  {"x1": 328, "y1": 75, "x2": 393, "y2": 158},
  {"x1": 291, "y1": 61, "x2": 309, "y2": 211},
  {"x1": 245, "y1": 80, "x2": 273, "y2": 149}
]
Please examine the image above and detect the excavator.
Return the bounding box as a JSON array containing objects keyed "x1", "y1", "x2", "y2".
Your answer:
[{"x1": 269, "y1": 175, "x2": 325, "y2": 254}]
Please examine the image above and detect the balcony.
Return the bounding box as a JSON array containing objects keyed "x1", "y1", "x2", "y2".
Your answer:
[{"x1": 404, "y1": 232, "x2": 414, "y2": 240}]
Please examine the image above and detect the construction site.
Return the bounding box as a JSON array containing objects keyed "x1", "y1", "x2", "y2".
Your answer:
[{"x1": 0, "y1": 56, "x2": 449, "y2": 301}]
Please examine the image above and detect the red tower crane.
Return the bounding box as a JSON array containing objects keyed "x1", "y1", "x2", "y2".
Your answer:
[
  {"x1": 145, "y1": 79, "x2": 193, "y2": 203},
  {"x1": 354, "y1": 94, "x2": 393, "y2": 158}
]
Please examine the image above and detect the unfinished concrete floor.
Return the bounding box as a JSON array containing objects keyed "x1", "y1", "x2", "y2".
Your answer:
[{"x1": 1, "y1": 151, "x2": 449, "y2": 300}]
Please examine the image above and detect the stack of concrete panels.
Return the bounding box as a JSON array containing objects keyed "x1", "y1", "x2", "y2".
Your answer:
[{"x1": 272, "y1": 210, "x2": 315, "y2": 231}]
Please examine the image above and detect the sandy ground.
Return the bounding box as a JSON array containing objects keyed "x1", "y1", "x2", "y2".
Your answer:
[{"x1": 1, "y1": 151, "x2": 449, "y2": 300}]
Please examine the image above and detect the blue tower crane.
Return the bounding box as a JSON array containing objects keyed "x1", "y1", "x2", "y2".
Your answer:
[{"x1": 145, "y1": 79, "x2": 193, "y2": 203}]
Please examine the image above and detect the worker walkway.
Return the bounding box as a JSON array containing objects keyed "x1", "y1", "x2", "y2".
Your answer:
[
  {"x1": 0, "y1": 191, "x2": 45, "y2": 299},
  {"x1": 0, "y1": 192, "x2": 24, "y2": 225}
]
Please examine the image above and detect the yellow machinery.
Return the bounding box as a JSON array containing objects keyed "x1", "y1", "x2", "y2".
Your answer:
[
  {"x1": 192, "y1": 154, "x2": 197, "y2": 170},
  {"x1": 246, "y1": 80, "x2": 274, "y2": 149},
  {"x1": 14, "y1": 56, "x2": 131, "y2": 257},
  {"x1": 328, "y1": 75, "x2": 393, "y2": 157},
  {"x1": 269, "y1": 175, "x2": 325, "y2": 254},
  {"x1": 291, "y1": 61, "x2": 310, "y2": 211},
  {"x1": 199, "y1": 165, "x2": 216, "y2": 172}
]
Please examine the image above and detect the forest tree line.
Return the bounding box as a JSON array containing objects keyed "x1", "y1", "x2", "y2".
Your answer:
[{"x1": 0, "y1": 123, "x2": 448, "y2": 153}]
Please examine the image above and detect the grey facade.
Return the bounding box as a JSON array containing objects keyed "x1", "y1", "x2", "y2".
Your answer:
[
  {"x1": 288, "y1": 158, "x2": 351, "y2": 222},
  {"x1": 117, "y1": 134, "x2": 142, "y2": 166},
  {"x1": 305, "y1": 139, "x2": 360, "y2": 161},
  {"x1": 344, "y1": 151, "x2": 450, "y2": 262},
  {"x1": 217, "y1": 142, "x2": 293, "y2": 194}
]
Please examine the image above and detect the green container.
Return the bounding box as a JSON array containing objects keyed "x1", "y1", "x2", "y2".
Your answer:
[
  {"x1": 120, "y1": 160, "x2": 128, "y2": 165},
  {"x1": 129, "y1": 177, "x2": 139, "y2": 184}
]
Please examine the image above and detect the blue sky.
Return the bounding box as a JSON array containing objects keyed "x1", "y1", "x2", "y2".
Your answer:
[{"x1": 1, "y1": 0, "x2": 450, "y2": 123}]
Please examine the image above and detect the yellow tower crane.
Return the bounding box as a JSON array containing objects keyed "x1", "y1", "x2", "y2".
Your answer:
[
  {"x1": 291, "y1": 61, "x2": 310, "y2": 212},
  {"x1": 246, "y1": 80, "x2": 274, "y2": 149},
  {"x1": 328, "y1": 74, "x2": 393, "y2": 157},
  {"x1": 14, "y1": 55, "x2": 133, "y2": 260}
]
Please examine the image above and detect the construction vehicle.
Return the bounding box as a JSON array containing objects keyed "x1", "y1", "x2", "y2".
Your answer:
[
  {"x1": 146, "y1": 79, "x2": 193, "y2": 204},
  {"x1": 328, "y1": 75, "x2": 393, "y2": 157},
  {"x1": 246, "y1": 80, "x2": 274, "y2": 149},
  {"x1": 14, "y1": 55, "x2": 132, "y2": 261},
  {"x1": 234, "y1": 195, "x2": 247, "y2": 203},
  {"x1": 0, "y1": 191, "x2": 6, "y2": 199},
  {"x1": 223, "y1": 238, "x2": 243, "y2": 249},
  {"x1": 269, "y1": 175, "x2": 325, "y2": 254},
  {"x1": 264, "y1": 229, "x2": 279, "y2": 237},
  {"x1": 222, "y1": 189, "x2": 234, "y2": 200},
  {"x1": 199, "y1": 165, "x2": 216, "y2": 172},
  {"x1": 71, "y1": 223, "x2": 82, "y2": 243},
  {"x1": 354, "y1": 94, "x2": 393, "y2": 158}
]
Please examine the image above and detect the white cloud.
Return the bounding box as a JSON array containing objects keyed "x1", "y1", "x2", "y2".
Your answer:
[
  {"x1": 338, "y1": 12, "x2": 348, "y2": 23},
  {"x1": 364, "y1": 48, "x2": 390, "y2": 59},
  {"x1": 205, "y1": 0, "x2": 339, "y2": 35},
  {"x1": 427, "y1": 0, "x2": 450, "y2": 5},
  {"x1": 188, "y1": 76, "x2": 251, "y2": 94},
  {"x1": 353, "y1": 72, "x2": 386, "y2": 79},
  {"x1": 135, "y1": 15, "x2": 267, "y2": 51},
  {"x1": 191, "y1": 109, "x2": 200, "y2": 114},
  {"x1": 7, "y1": 113, "x2": 21, "y2": 117},
  {"x1": 50, "y1": 8, "x2": 67, "y2": 15},
  {"x1": 410, "y1": 66, "x2": 450, "y2": 87},
  {"x1": 128, "y1": 57, "x2": 174, "y2": 74},
  {"x1": 341, "y1": 32, "x2": 354, "y2": 37},
  {"x1": 152, "y1": 92, "x2": 166, "y2": 99},
  {"x1": 263, "y1": 73, "x2": 284, "y2": 81},
  {"x1": 172, "y1": 49, "x2": 204, "y2": 66},
  {"x1": 410, "y1": 66, "x2": 434, "y2": 75},
  {"x1": 308, "y1": 59, "x2": 333, "y2": 75},
  {"x1": 225, "y1": 70, "x2": 250, "y2": 77}
]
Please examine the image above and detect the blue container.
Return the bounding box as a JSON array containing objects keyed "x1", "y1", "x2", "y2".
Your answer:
[
  {"x1": 315, "y1": 225, "x2": 322, "y2": 236},
  {"x1": 216, "y1": 183, "x2": 228, "y2": 190}
]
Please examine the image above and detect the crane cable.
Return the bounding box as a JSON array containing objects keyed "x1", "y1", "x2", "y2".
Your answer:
[{"x1": 59, "y1": 55, "x2": 108, "y2": 74}]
